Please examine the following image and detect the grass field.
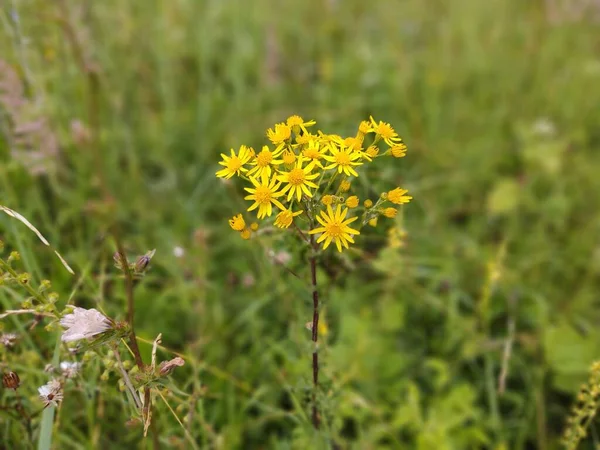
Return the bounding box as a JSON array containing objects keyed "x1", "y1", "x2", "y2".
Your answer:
[{"x1": 2, "y1": 0, "x2": 600, "y2": 448}]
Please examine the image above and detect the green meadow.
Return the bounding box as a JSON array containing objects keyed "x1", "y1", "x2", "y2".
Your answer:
[{"x1": 2, "y1": 0, "x2": 600, "y2": 448}]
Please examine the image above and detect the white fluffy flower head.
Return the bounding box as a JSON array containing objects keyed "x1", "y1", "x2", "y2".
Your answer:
[
  {"x1": 38, "y1": 379, "x2": 63, "y2": 408},
  {"x1": 59, "y1": 307, "x2": 113, "y2": 343},
  {"x1": 60, "y1": 361, "x2": 82, "y2": 378}
]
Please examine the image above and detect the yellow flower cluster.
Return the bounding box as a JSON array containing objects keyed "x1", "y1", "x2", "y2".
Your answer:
[{"x1": 217, "y1": 116, "x2": 412, "y2": 251}]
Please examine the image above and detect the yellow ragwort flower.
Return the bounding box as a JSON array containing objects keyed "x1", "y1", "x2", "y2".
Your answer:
[
  {"x1": 345, "y1": 196, "x2": 359, "y2": 208},
  {"x1": 274, "y1": 208, "x2": 302, "y2": 229},
  {"x1": 286, "y1": 115, "x2": 316, "y2": 134},
  {"x1": 244, "y1": 174, "x2": 286, "y2": 219},
  {"x1": 339, "y1": 180, "x2": 351, "y2": 192},
  {"x1": 240, "y1": 229, "x2": 251, "y2": 240},
  {"x1": 321, "y1": 195, "x2": 334, "y2": 206},
  {"x1": 282, "y1": 149, "x2": 296, "y2": 165},
  {"x1": 250, "y1": 222, "x2": 259, "y2": 231},
  {"x1": 364, "y1": 199, "x2": 373, "y2": 208},
  {"x1": 383, "y1": 207, "x2": 398, "y2": 218},
  {"x1": 309, "y1": 205, "x2": 360, "y2": 252},
  {"x1": 216, "y1": 145, "x2": 253, "y2": 179},
  {"x1": 229, "y1": 214, "x2": 246, "y2": 231},
  {"x1": 295, "y1": 132, "x2": 318, "y2": 145},
  {"x1": 390, "y1": 143, "x2": 407, "y2": 158},
  {"x1": 366, "y1": 145, "x2": 379, "y2": 158},
  {"x1": 323, "y1": 144, "x2": 363, "y2": 177},
  {"x1": 277, "y1": 158, "x2": 320, "y2": 202},
  {"x1": 301, "y1": 139, "x2": 327, "y2": 166},
  {"x1": 387, "y1": 187, "x2": 412, "y2": 205},
  {"x1": 358, "y1": 120, "x2": 372, "y2": 135},
  {"x1": 369, "y1": 217, "x2": 378, "y2": 227},
  {"x1": 356, "y1": 144, "x2": 378, "y2": 162},
  {"x1": 267, "y1": 122, "x2": 291, "y2": 144},
  {"x1": 369, "y1": 116, "x2": 402, "y2": 147},
  {"x1": 247, "y1": 145, "x2": 283, "y2": 178},
  {"x1": 344, "y1": 136, "x2": 363, "y2": 152}
]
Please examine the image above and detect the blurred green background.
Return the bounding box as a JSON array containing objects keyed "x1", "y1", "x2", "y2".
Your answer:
[{"x1": 2, "y1": 0, "x2": 600, "y2": 448}]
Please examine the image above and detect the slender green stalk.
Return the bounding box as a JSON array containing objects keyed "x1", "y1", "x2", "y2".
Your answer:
[{"x1": 309, "y1": 234, "x2": 320, "y2": 429}]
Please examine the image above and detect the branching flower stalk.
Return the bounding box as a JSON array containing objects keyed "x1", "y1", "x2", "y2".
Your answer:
[{"x1": 216, "y1": 115, "x2": 412, "y2": 428}]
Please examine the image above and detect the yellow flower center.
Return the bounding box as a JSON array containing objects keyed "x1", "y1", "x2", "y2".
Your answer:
[
  {"x1": 325, "y1": 222, "x2": 343, "y2": 238},
  {"x1": 302, "y1": 150, "x2": 316, "y2": 159},
  {"x1": 287, "y1": 115, "x2": 303, "y2": 127},
  {"x1": 256, "y1": 150, "x2": 272, "y2": 167},
  {"x1": 227, "y1": 157, "x2": 242, "y2": 172},
  {"x1": 254, "y1": 186, "x2": 272, "y2": 204},
  {"x1": 376, "y1": 123, "x2": 394, "y2": 138},
  {"x1": 283, "y1": 150, "x2": 296, "y2": 165},
  {"x1": 278, "y1": 211, "x2": 293, "y2": 227},
  {"x1": 334, "y1": 151, "x2": 351, "y2": 166},
  {"x1": 288, "y1": 168, "x2": 306, "y2": 186}
]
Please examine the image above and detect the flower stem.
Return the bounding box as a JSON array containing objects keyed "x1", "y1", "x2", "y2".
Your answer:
[{"x1": 309, "y1": 235, "x2": 320, "y2": 429}]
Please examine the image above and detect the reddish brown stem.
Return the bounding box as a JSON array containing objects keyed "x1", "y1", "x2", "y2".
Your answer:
[{"x1": 309, "y1": 235, "x2": 320, "y2": 429}]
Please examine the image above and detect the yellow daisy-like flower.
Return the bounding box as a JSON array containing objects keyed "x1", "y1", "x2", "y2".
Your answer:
[
  {"x1": 369, "y1": 116, "x2": 402, "y2": 147},
  {"x1": 277, "y1": 159, "x2": 320, "y2": 202},
  {"x1": 247, "y1": 145, "x2": 283, "y2": 178},
  {"x1": 368, "y1": 217, "x2": 378, "y2": 227},
  {"x1": 355, "y1": 144, "x2": 378, "y2": 162},
  {"x1": 266, "y1": 122, "x2": 291, "y2": 144},
  {"x1": 383, "y1": 207, "x2": 398, "y2": 218},
  {"x1": 244, "y1": 174, "x2": 286, "y2": 219},
  {"x1": 339, "y1": 180, "x2": 351, "y2": 192},
  {"x1": 295, "y1": 132, "x2": 318, "y2": 145},
  {"x1": 344, "y1": 136, "x2": 363, "y2": 152},
  {"x1": 301, "y1": 139, "x2": 327, "y2": 167},
  {"x1": 229, "y1": 214, "x2": 246, "y2": 231},
  {"x1": 387, "y1": 188, "x2": 412, "y2": 205},
  {"x1": 366, "y1": 145, "x2": 379, "y2": 158},
  {"x1": 240, "y1": 229, "x2": 251, "y2": 240},
  {"x1": 282, "y1": 149, "x2": 296, "y2": 165},
  {"x1": 357, "y1": 120, "x2": 372, "y2": 135},
  {"x1": 364, "y1": 199, "x2": 373, "y2": 208},
  {"x1": 216, "y1": 145, "x2": 252, "y2": 179},
  {"x1": 390, "y1": 143, "x2": 407, "y2": 158},
  {"x1": 250, "y1": 222, "x2": 259, "y2": 231},
  {"x1": 322, "y1": 144, "x2": 363, "y2": 177},
  {"x1": 345, "y1": 196, "x2": 359, "y2": 208},
  {"x1": 309, "y1": 205, "x2": 360, "y2": 252},
  {"x1": 274, "y1": 208, "x2": 303, "y2": 228},
  {"x1": 286, "y1": 115, "x2": 316, "y2": 134}
]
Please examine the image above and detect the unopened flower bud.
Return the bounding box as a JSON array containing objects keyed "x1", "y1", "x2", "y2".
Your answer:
[
  {"x1": 134, "y1": 249, "x2": 156, "y2": 273},
  {"x1": 2, "y1": 371, "x2": 20, "y2": 390},
  {"x1": 383, "y1": 207, "x2": 398, "y2": 218},
  {"x1": 113, "y1": 252, "x2": 126, "y2": 270}
]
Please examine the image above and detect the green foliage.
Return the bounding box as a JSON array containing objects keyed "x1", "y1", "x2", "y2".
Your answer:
[{"x1": 1, "y1": 0, "x2": 600, "y2": 448}]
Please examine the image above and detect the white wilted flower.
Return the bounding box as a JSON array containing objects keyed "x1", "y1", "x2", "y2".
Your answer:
[
  {"x1": 60, "y1": 361, "x2": 82, "y2": 378},
  {"x1": 0, "y1": 332, "x2": 18, "y2": 347},
  {"x1": 38, "y1": 379, "x2": 63, "y2": 408},
  {"x1": 59, "y1": 307, "x2": 113, "y2": 342},
  {"x1": 158, "y1": 356, "x2": 185, "y2": 377}
]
